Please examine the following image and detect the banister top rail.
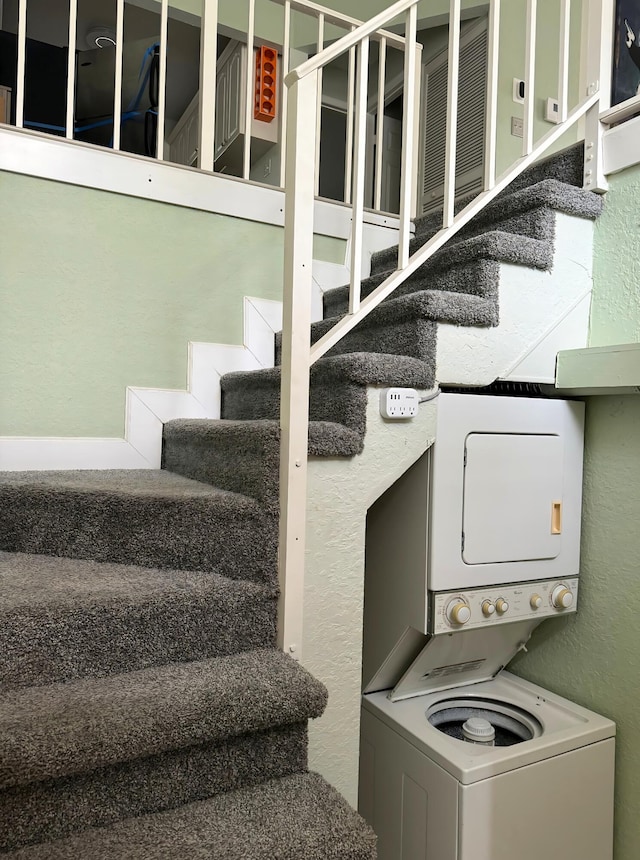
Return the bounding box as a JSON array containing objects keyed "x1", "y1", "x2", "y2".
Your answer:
[
  {"x1": 285, "y1": 0, "x2": 418, "y2": 83},
  {"x1": 269, "y1": 0, "x2": 409, "y2": 50}
]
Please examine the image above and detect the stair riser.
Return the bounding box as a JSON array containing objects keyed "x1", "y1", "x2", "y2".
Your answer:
[
  {"x1": 0, "y1": 491, "x2": 278, "y2": 587},
  {"x1": 1, "y1": 724, "x2": 308, "y2": 853},
  {"x1": 0, "y1": 591, "x2": 277, "y2": 693},
  {"x1": 162, "y1": 430, "x2": 279, "y2": 510},
  {"x1": 223, "y1": 381, "x2": 373, "y2": 440},
  {"x1": 323, "y1": 259, "x2": 500, "y2": 319}
]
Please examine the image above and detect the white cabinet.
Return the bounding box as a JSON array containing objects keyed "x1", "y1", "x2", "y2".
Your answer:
[{"x1": 169, "y1": 40, "x2": 279, "y2": 174}]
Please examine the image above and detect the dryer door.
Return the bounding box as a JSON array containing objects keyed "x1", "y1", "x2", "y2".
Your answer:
[{"x1": 462, "y1": 433, "x2": 564, "y2": 565}]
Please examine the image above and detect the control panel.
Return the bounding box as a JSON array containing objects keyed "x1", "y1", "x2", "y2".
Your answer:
[{"x1": 431, "y1": 578, "x2": 578, "y2": 634}]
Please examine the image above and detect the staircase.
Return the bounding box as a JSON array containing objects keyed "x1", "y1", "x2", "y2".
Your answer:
[{"x1": 0, "y1": 144, "x2": 603, "y2": 855}]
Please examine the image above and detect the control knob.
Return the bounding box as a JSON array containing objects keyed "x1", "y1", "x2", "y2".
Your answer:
[
  {"x1": 495, "y1": 598, "x2": 509, "y2": 615},
  {"x1": 447, "y1": 600, "x2": 471, "y2": 626},
  {"x1": 530, "y1": 594, "x2": 543, "y2": 610},
  {"x1": 482, "y1": 600, "x2": 496, "y2": 617},
  {"x1": 552, "y1": 585, "x2": 574, "y2": 610}
]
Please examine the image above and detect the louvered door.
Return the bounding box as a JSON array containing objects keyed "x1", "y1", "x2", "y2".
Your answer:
[{"x1": 421, "y1": 18, "x2": 488, "y2": 215}]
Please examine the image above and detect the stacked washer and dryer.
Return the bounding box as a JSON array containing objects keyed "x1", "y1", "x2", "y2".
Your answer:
[{"x1": 360, "y1": 394, "x2": 615, "y2": 860}]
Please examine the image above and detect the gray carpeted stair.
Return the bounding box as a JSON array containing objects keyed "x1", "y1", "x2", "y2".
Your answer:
[
  {"x1": 7, "y1": 773, "x2": 377, "y2": 859},
  {"x1": 0, "y1": 551, "x2": 277, "y2": 692},
  {"x1": 0, "y1": 143, "x2": 604, "y2": 858},
  {"x1": 0, "y1": 650, "x2": 327, "y2": 852}
]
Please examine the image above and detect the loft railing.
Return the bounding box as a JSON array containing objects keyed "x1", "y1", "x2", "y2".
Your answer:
[
  {"x1": 277, "y1": 0, "x2": 614, "y2": 659},
  {"x1": 3, "y1": 0, "x2": 416, "y2": 216}
]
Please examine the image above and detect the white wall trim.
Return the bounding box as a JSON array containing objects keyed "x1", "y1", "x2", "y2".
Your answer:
[
  {"x1": 603, "y1": 113, "x2": 640, "y2": 175},
  {"x1": 0, "y1": 260, "x2": 349, "y2": 471},
  {"x1": 0, "y1": 124, "x2": 404, "y2": 240},
  {"x1": 0, "y1": 296, "x2": 280, "y2": 471}
]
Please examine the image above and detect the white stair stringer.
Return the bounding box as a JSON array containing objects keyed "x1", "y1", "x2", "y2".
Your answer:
[
  {"x1": 301, "y1": 387, "x2": 438, "y2": 809},
  {"x1": 436, "y1": 213, "x2": 594, "y2": 386},
  {"x1": 0, "y1": 297, "x2": 281, "y2": 471}
]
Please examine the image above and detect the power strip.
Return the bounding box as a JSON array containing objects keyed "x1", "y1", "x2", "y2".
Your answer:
[{"x1": 380, "y1": 388, "x2": 419, "y2": 419}]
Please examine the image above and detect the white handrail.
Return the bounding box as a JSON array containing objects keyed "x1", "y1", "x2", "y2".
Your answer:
[
  {"x1": 308, "y1": 92, "x2": 599, "y2": 366},
  {"x1": 286, "y1": 0, "x2": 420, "y2": 83}
]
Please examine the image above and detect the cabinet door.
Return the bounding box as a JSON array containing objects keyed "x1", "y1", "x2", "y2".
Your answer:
[
  {"x1": 214, "y1": 66, "x2": 227, "y2": 158},
  {"x1": 225, "y1": 44, "x2": 243, "y2": 144}
]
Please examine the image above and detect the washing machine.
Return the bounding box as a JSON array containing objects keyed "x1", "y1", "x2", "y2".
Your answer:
[
  {"x1": 359, "y1": 393, "x2": 615, "y2": 860},
  {"x1": 360, "y1": 667, "x2": 615, "y2": 860}
]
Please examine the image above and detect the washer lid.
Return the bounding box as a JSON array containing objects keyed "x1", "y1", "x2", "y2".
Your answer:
[{"x1": 384, "y1": 620, "x2": 540, "y2": 702}]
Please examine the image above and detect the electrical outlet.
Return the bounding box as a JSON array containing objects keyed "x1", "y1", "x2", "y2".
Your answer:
[
  {"x1": 511, "y1": 116, "x2": 524, "y2": 138},
  {"x1": 380, "y1": 388, "x2": 419, "y2": 419}
]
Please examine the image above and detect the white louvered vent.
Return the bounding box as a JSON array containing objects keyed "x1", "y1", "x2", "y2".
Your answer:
[{"x1": 421, "y1": 19, "x2": 488, "y2": 215}]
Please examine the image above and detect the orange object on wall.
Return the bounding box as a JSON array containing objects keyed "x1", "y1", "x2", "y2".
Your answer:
[{"x1": 254, "y1": 46, "x2": 277, "y2": 123}]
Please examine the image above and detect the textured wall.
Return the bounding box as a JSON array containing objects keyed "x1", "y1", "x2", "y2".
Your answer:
[
  {"x1": 513, "y1": 396, "x2": 640, "y2": 860},
  {"x1": 0, "y1": 171, "x2": 343, "y2": 438},
  {"x1": 589, "y1": 164, "x2": 640, "y2": 346},
  {"x1": 304, "y1": 389, "x2": 438, "y2": 807}
]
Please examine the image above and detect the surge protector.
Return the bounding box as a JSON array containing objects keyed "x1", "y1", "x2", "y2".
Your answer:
[{"x1": 380, "y1": 388, "x2": 419, "y2": 419}]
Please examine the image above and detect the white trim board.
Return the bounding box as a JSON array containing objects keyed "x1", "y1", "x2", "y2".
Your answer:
[
  {"x1": 0, "y1": 297, "x2": 279, "y2": 471},
  {"x1": 603, "y1": 113, "x2": 640, "y2": 175},
  {"x1": 0, "y1": 125, "x2": 405, "y2": 241},
  {"x1": 0, "y1": 261, "x2": 348, "y2": 472}
]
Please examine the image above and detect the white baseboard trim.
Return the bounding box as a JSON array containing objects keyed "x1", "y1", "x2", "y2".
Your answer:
[{"x1": 0, "y1": 297, "x2": 278, "y2": 471}]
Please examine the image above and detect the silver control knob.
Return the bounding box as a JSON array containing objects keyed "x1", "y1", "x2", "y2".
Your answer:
[
  {"x1": 482, "y1": 600, "x2": 496, "y2": 617},
  {"x1": 495, "y1": 598, "x2": 509, "y2": 615},
  {"x1": 530, "y1": 594, "x2": 543, "y2": 610},
  {"x1": 552, "y1": 585, "x2": 574, "y2": 610},
  {"x1": 447, "y1": 601, "x2": 471, "y2": 626}
]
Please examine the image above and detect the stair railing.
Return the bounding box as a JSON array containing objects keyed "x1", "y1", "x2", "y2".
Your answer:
[{"x1": 278, "y1": 0, "x2": 614, "y2": 659}]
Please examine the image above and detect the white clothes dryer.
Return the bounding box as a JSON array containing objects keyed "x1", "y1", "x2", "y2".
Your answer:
[{"x1": 360, "y1": 671, "x2": 615, "y2": 860}]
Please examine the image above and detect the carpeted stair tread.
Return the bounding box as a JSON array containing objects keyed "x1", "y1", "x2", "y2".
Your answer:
[
  {"x1": 323, "y1": 257, "x2": 500, "y2": 319},
  {"x1": 412, "y1": 178, "x2": 602, "y2": 243},
  {"x1": 323, "y1": 232, "x2": 547, "y2": 322},
  {"x1": 0, "y1": 551, "x2": 277, "y2": 692},
  {"x1": 277, "y1": 289, "x2": 497, "y2": 366},
  {"x1": 6, "y1": 772, "x2": 377, "y2": 859},
  {"x1": 2, "y1": 723, "x2": 310, "y2": 854},
  {"x1": 0, "y1": 649, "x2": 327, "y2": 791},
  {"x1": 163, "y1": 419, "x2": 361, "y2": 509},
  {"x1": 370, "y1": 228, "x2": 551, "y2": 280},
  {"x1": 0, "y1": 469, "x2": 278, "y2": 585},
  {"x1": 222, "y1": 353, "x2": 434, "y2": 439}
]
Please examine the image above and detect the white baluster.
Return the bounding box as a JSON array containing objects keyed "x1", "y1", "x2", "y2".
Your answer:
[
  {"x1": 398, "y1": 3, "x2": 417, "y2": 265},
  {"x1": 112, "y1": 0, "x2": 125, "y2": 151},
  {"x1": 349, "y1": 36, "x2": 370, "y2": 313},
  {"x1": 443, "y1": 0, "x2": 461, "y2": 228},
  {"x1": 15, "y1": 0, "x2": 26, "y2": 128},
  {"x1": 243, "y1": 0, "x2": 256, "y2": 180},
  {"x1": 523, "y1": 0, "x2": 537, "y2": 156},
  {"x1": 279, "y1": 0, "x2": 291, "y2": 187},
  {"x1": 484, "y1": 0, "x2": 500, "y2": 190},
  {"x1": 374, "y1": 36, "x2": 386, "y2": 212},
  {"x1": 65, "y1": 0, "x2": 78, "y2": 139}
]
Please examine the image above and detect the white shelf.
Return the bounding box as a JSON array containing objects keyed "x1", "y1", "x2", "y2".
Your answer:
[{"x1": 555, "y1": 343, "x2": 640, "y2": 395}]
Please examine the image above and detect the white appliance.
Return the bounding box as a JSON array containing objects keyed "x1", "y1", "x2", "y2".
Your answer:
[{"x1": 359, "y1": 393, "x2": 615, "y2": 860}]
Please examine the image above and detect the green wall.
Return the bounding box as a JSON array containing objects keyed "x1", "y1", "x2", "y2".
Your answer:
[
  {"x1": 513, "y1": 395, "x2": 640, "y2": 860},
  {"x1": 589, "y1": 164, "x2": 640, "y2": 346},
  {"x1": 0, "y1": 171, "x2": 343, "y2": 438}
]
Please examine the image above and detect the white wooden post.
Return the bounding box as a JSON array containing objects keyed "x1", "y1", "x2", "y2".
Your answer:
[
  {"x1": 199, "y1": 0, "x2": 219, "y2": 171},
  {"x1": 349, "y1": 36, "x2": 369, "y2": 313},
  {"x1": 443, "y1": 0, "x2": 461, "y2": 227},
  {"x1": 583, "y1": 0, "x2": 613, "y2": 192},
  {"x1": 156, "y1": 0, "x2": 169, "y2": 160},
  {"x1": 523, "y1": 0, "x2": 537, "y2": 156},
  {"x1": 278, "y1": 71, "x2": 319, "y2": 660},
  {"x1": 484, "y1": 0, "x2": 500, "y2": 190},
  {"x1": 243, "y1": 0, "x2": 256, "y2": 179},
  {"x1": 15, "y1": 0, "x2": 26, "y2": 128},
  {"x1": 112, "y1": 0, "x2": 125, "y2": 150},
  {"x1": 279, "y1": 0, "x2": 292, "y2": 187},
  {"x1": 398, "y1": 3, "x2": 417, "y2": 266},
  {"x1": 65, "y1": 0, "x2": 78, "y2": 139}
]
